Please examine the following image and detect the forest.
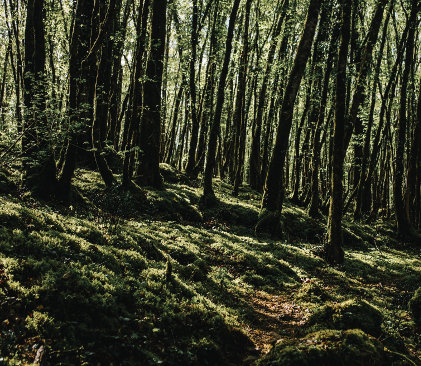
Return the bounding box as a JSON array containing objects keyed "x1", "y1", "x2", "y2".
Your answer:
[{"x1": 0, "y1": 0, "x2": 421, "y2": 364}]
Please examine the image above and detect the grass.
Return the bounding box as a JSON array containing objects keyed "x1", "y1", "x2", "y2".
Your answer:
[{"x1": 0, "y1": 168, "x2": 420, "y2": 365}]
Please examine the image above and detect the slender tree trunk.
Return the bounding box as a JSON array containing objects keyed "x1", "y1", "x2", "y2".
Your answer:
[
  {"x1": 165, "y1": 82, "x2": 185, "y2": 164},
  {"x1": 122, "y1": 0, "x2": 150, "y2": 187},
  {"x1": 407, "y1": 82, "x2": 421, "y2": 229},
  {"x1": 92, "y1": 1, "x2": 117, "y2": 187},
  {"x1": 308, "y1": 19, "x2": 339, "y2": 217},
  {"x1": 354, "y1": 2, "x2": 391, "y2": 219},
  {"x1": 136, "y1": 0, "x2": 167, "y2": 188},
  {"x1": 343, "y1": 0, "x2": 388, "y2": 154},
  {"x1": 394, "y1": 0, "x2": 417, "y2": 239},
  {"x1": 325, "y1": 0, "x2": 352, "y2": 265},
  {"x1": 22, "y1": 0, "x2": 57, "y2": 198},
  {"x1": 249, "y1": 0, "x2": 288, "y2": 191},
  {"x1": 58, "y1": 0, "x2": 95, "y2": 199},
  {"x1": 201, "y1": 0, "x2": 241, "y2": 205},
  {"x1": 291, "y1": 90, "x2": 310, "y2": 202},
  {"x1": 185, "y1": 0, "x2": 200, "y2": 175},
  {"x1": 232, "y1": 0, "x2": 252, "y2": 196},
  {"x1": 257, "y1": 0, "x2": 321, "y2": 235}
]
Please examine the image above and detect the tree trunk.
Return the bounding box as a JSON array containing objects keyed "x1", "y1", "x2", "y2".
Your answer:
[
  {"x1": 249, "y1": 0, "x2": 288, "y2": 191},
  {"x1": 394, "y1": 0, "x2": 417, "y2": 239},
  {"x1": 257, "y1": 0, "x2": 321, "y2": 235},
  {"x1": 325, "y1": 0, "x2": 352, "y2": 265},
  {"x1": 232, "y1": 0, "x2": 252, "y2": 196},
  {"x1": 22, "y1": 0, "x2": 57, "y2": 199},
  {"x1": 201, "y1": 0, "x2": 241, "y2": 205},
  {"x1": 58, "y1": 0, "x2": 95, "y2": 199},
  {"x1": 185, "y1": 0, "x2": 200, "y2": 175},
  {"x1": 308, "y1": 18, "x2": 339, "y2": 217},
  {"x1": 136, "y1": 0, "x2": 167, "y2": 188}
]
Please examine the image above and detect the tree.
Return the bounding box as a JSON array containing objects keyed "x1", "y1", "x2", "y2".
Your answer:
[
  {"x1": 58, "y1": 0, "x2": 96, "y2": 199},
  {"x1": 232, "y1": 0, "x2": 253, "y2": 196},
  {"x1": 22, "y1": 0, "x2": 57, "y2": 198},
  {"x1": 201, "y1": 0, "x2": 241, "y2": 205},
  {"x1": 249, "y1": 0, "x2": 288, "y2": 192},
  {"x1": 325, "y1": 0, "x2": 352, "y2": 265},
  {"x1": 256, "y1": 0, "x2": 322, "y2": 235},
  {"x1": 185, "y1": 0, "x2": 200, "y2": 175},
  {"x1": 393, "y1": 0, "x2": 418, "y2": 239},
  {"x1": 136, "y1": 0, "x2": 167, "y2": 188}
]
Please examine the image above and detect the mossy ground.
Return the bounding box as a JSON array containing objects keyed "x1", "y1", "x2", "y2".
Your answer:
[{"x1": 0, "y1": 168, "x2": 420, "y2": 365}]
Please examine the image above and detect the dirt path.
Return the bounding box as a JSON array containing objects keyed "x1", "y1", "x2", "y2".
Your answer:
[{"x1": 241, "y1": 290, "x2": 308, "y2": 361}]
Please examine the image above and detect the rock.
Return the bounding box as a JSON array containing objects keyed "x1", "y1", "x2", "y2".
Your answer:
[
  {"x1": 257, "y1": 329, "x2": 387, "y2": 366},
  {"x1": 308, "y1": 299, "x2": 383, "y2": 337}
]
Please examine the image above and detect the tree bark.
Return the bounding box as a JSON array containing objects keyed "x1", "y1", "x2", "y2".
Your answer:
[
  {"x1": 22, "y1": 0, "x2": 57, "y2": 199},
  {"x1": 201, "y1": 0, "x2": 241, "y2": 205},
  {"x1": 257, "y1": 0, "x2": 321, "y2": 234},
  {"x1": 249, "y1": 0, "x2": 288, "y2": 191},
  {"x1": 325, "y1": 0, "x2": 352, "y2": 265},
  {"x1": 232, "y1": 0, "x2": 252, "y2": 196},
  {"x1": 185, "y1": 0, "x2": 200, "y2": 175},
  {"x1": 136, "y1": 0, "x2": 167, "y2": 189},
  {"x1": 394, "y1": 0, "x2": 417, "y2": 238}
]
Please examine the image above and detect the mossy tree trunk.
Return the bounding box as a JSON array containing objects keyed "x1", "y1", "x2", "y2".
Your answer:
[
  {"x1": 406, "y1": 81, "x2": 421, "y2": 229},
  {"x1": 257, "y1": 0, "x2": 322, "y2": 233},
  {"x1": 361, "y1": 21, "x2": 408, "y2": 218},
  {"x1": 122, "y1": 0, "x2": 150, "y2": 187},
  {"x1": 185, "y1": 0, "x2": 199, "y2": 176},
  {"x1": 201, "y1": 0, "x2": 241, "y2": 205},
  {"x1": 325, "y1": 0, "x2": 352, "y2": 265},
  {"x1": 107, "y1": 0, "x2": 132, "y2": 150},
  {"x1": 308, "y1": 19, "x2": 339, "y2": 218},
  {"x1": 136, "y1": 0, "x2": 166, "y2": 189},
  {"x1": 232, "y1": 0, "x2": 252, "y2": 197},
  {"x1": 337, "y1": 0, "x2": 388, "y2": 218},
  {"x1": 92, "y1": 0, "x2": 117, "y2": 188},
  {"x1": 394, "y1": 0, "x2": 418, "y2": 239},
  {"x1": 248, "y1": 0, "x2": 288, "y2": 192},
  {"x1": 58, "y1": 0, "x2": 97, "y2": 199},
  {"x1": 22, "y1": 0, "x2": 57, "y2": 199},
  {"x1": 353, "y1": 2, "x2": 391, "y2": 220}
]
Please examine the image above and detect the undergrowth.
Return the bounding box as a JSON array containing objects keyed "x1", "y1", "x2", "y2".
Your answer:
[{"x1": 0, "y1": 167, "x2": 420, "y2": 365}]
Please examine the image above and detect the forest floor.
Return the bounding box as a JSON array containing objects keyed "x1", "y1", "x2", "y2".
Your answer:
[{"x1": 0, "y1": 164, "x2": 420, "y2": 365}]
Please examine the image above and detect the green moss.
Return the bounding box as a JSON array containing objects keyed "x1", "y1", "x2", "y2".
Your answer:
[
  {"x1": 257, "y1": 329, "x2": 387, "y2": 366},
  {"x1": 255, "y1": 208, "x2": 282, "y2": 236},
  {"x1": 0, "y1": 168, "x2": 420, "y2": 364},
  {"x1": 281, "y1": 206, "x2": 325, "y2": 244},
  {"x1": 296, "y1": 279, "x2": 331, "y2": 303},
  {"x1": 159, "y1": 163, "x2": 190, "y2": 185},
  {"x1": 308, "y1": 300, "x2": 384, "y2": 336},
  {"x1": 409, "y1": 287, "x2": 421, "y2": 327},
  {"x1": 0, "y1": 169, "x2": 16, "y2": 194}
]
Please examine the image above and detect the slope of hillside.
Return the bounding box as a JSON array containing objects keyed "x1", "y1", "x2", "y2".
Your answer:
[{"x1": 0, "y1": 167, "x2": 420, "y2": 365}]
